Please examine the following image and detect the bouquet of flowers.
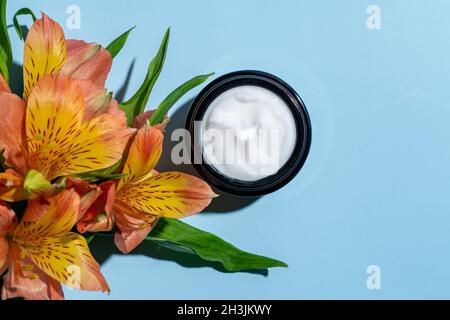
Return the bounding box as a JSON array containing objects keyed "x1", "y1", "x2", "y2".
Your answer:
[{"x1": 0, "y1": 1, "x2": 286, "y2": 300}]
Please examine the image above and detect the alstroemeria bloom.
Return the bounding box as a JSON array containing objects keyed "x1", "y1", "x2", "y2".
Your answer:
[
  {"x1": 0, "y1": 74, "x2": 134, "y2": 201},
  {"x1": 0, "y1": 190, "x2": 109, "y2": 300},
  {"x1": 0, "y1": 13, "x2": 133, "y2": 201},
  {"x1": 22, "y1": 13, "x2": 111, "y2": 101},
  {"x1": 78, "y1": 124, "x2": 217, "y2": 253}
]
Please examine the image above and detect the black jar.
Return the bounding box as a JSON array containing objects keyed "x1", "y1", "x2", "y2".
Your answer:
[{"x1": 185, "y1": 70, "x2": 311, "y2": 197}]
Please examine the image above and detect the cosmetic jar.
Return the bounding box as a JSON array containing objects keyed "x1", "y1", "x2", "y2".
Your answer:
[{"x1": 186, "y1": 70, "x2": 311, "y2": 197}]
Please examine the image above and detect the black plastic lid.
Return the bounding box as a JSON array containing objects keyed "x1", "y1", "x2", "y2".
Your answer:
[{"x1": 186, "y1": 70, "x2": 311, "y2": 197}]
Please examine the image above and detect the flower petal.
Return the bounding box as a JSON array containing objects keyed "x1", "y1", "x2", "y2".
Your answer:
[
  {"x1": 64, "y1": 178, "x2": 102, "y2": 221},
  {"x1": 114, "y1": 223, "x2": 155, "y2": 254},
  {"x1": 1, "y1": 248, "x2": 64, "y2": 300},
  {"x1": 77, "y1": 181, "x2": 115, "y2": 233},
  {"x1": 112, "y1": 199, "x2": 158, "y2": 253},
  {"x1": 23, "y1": 13, "x2": 66, "y2": 100},
  {"x1": 118, "y1": 124, "x2": 163, "y2": 189},
  {"x1": 116, "y1": 172, "x2": 216, "y2": 219},
  {"x1": 0, "y1": 92, "x2": 28, "y2": 173},
  {"x1": 14, "y1": 190, "x2": 109, "y2": 293},
  {"x1": 0, "y1": 74, "x2": 11, "y2": 92},
  {"x1": 60, "y1": 39, "x2": 112, "y2": 87},
  {"x1": 25, "y1": 232, "x2": 109, "y2": 292},
  {"x1": 26, "y1": 75, "x2": 135, "y2": 180},
  {"x1": 113, "y1": 198, "x2": 157, "y2": 229},
  {"x1": 75, "y1": 79, "x2": 127, "y2": 125},
  {"x1": 15, "y1": 189, "x2": 80, "y2": 240},
  {"x1": 0, "y1": 169, "x2": 25, "y2": 202},
  {"x1": 0, "y1": 201, "x2": 17, "y2": 275}
]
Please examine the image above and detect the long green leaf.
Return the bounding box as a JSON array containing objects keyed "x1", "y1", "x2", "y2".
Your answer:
[
  {"x1": 106, "y1": 26, "x2": 135, "y2": 59},
  {"x1": 120, "y1": 28, "x2": 170, "y2": 125},
  {"x1": 149, "y1": 73, "x2": 214, "y2": 125},
  {"x1": 147, "y1": 218, "x2": 288, "y2": 272},
  {"x1": 0, "y1": 0, "x2": 12, "y2": 82},
  {"x1": 78, "y1": 171, "x2": 127, "y2": 183},
  {"x1": 12, "y1": 7, "x2": 36, "y2": 40}
]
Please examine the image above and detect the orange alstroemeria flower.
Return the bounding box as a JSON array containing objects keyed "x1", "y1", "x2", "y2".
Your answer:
[
  {"x1": 0, "y1": 190, "x2": 109, "y2": 300},
  {"x1": 22, "y1": 13, "x2": 111, "y2": 101},
  {"x1": 78, "y1": 124, "x2": 217, "y2": 253},
  {"x1": 0, "y1": 13, "x2": 134, "y2": 201}
]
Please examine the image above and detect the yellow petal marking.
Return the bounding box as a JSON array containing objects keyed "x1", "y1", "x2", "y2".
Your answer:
[
  {"x1": 116, "y1": 172, "x2": 215, "y2": 218},
  {"x1": 13, "y1": 190, "x2": 109, "y2": 292}
]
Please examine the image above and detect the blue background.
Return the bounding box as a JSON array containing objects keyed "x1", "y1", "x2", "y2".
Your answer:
[{"x1": 7, "y1": 0, "x2": 450, "y2": 299}]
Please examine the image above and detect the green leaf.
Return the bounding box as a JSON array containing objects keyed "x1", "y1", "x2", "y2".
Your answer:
[
  {"x1": 78, "y1": 171, "x2": 127, "y2": 183},
  {"x1": 106, "y1": 26, "x2": 135, "y2": 59},
  {"x1": 12, "y1": 7, "x2": 36, "y2": 40},
  {"x1": 0, "y1": 0, "x2": 12, "y2": 82},
  {"x1": 120, "y1": 28, "x2": 170, "y2": 125},
  {"x1": 149, "y1": 73, "x2": 214, "y2": 126},
  {"x1": 85, "y1": 233, "x2": 96, "y2": 244},
  {"x1": 147, "y1": 218, "x2": 288, "y2": 272},
  {"x1": 155, "y1": 239, "x2": 197, "y2": 254}
]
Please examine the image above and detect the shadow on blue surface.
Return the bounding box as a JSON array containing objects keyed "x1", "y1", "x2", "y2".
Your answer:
[
  {"x1": 114, "y1": 59, "x2": 135, "y2": 103},
  {"x1": 9, "y1": 62, "x2": 23, "y2": 96}
]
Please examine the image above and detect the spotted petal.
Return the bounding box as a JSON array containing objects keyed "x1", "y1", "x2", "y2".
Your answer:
[
  {"x1": 23, "y1": 13, "x2": 66, "y2": 100},
  {"x1": 116, "y1": 172, "x2": 216, "y2": 219},
  {"x1": 13, "y1": 190, "x2": 109, "y2": 292},
  {"x1": 25, "y1": 75, "x2": 135, "y2": 180},
  {"x1": 14, "y1": 189, "x2": 80, "y2": 240},
  {"x1": 60, "y1": 40, "x2": 112, "y2": 87},
  {"x1": 118, "y1": 124, "x2": 163, "y2": 189}
]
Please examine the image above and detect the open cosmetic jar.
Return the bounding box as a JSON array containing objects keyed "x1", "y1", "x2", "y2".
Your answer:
[{"x1": 186, "y1": 70, "x2": 311, "y2": 197}]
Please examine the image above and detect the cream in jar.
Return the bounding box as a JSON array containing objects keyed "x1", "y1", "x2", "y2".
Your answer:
[
  {"x1": 187, "y1": 70, "x2": 311, "y2": 196},
  {"x1": 200, "y1": 85, "x2": 297, "y2": 181}
]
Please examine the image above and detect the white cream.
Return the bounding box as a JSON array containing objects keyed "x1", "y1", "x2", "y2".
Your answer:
[{"x1": 200, "y1": 85, "x2": 297, "y2": 181}]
